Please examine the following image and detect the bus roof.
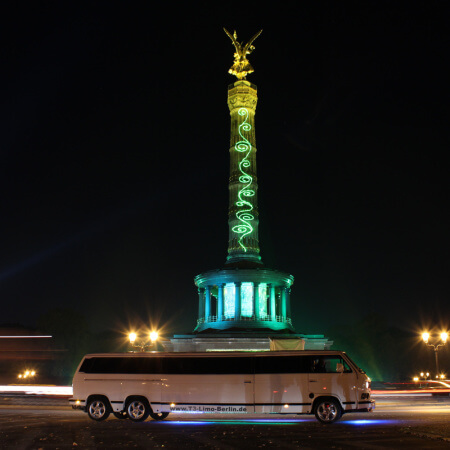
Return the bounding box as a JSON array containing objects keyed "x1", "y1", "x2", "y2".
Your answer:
[{"x1": 81, "y1": 350, "x2": 346, "y2": 359}]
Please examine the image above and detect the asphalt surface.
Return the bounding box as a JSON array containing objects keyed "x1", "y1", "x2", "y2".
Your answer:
[{"x1": 0, "y1": 395, "x2": 449, "y2": 449}]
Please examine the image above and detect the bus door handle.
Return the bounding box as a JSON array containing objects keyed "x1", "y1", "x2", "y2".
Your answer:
[
  {"x1": 244, "y1": 381, "x2": 252, "y2": 384},
  {"x1": 309, "y1": 380, "x2": 318, "y2": 383}
]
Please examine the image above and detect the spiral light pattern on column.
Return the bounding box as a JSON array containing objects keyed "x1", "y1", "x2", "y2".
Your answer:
[{"x1": 232, "y1": 108, "x2": 255, "y2": 252}]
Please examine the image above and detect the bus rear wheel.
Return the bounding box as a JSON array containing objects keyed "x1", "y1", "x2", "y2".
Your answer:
[
  {"x1": 126, "y1": 398, "x2": 150, "y2": 422},
  {"x1": 314, "y1": 398, "x2": 342, "y2": 424},
  {"x1": 149, "y1": 412, "x2": 169, "y2": 421}
]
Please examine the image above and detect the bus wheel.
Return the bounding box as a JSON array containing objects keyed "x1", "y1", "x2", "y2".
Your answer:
[
  {"x1": 314, "y1": 398, "x2": 341, "y2": 424},
  {"x1": 149, "y1": 412, "x2": 169, "y2": 421},
  {"x1": 87, "y1": 397, "x2": 111, "y2": 421},
  {"x1": 113, "y1": 411, "x2": 128, "y2": 419},
  {"x1": 126, "y1": 398, "x2": 150, "y2": 422}
]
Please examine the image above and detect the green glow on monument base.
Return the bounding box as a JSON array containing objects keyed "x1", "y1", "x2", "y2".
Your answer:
[
  {"x1": 232, "y1": 107, "x2": 255, "y2": 252},
  {"x1": 221, "y1": 282, "x2": 268, "y2": 320}
]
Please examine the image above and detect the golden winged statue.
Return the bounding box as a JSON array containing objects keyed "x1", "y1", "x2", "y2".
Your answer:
[{"x1": 224, "y1": 28, "x2": 263, "y2": 80}]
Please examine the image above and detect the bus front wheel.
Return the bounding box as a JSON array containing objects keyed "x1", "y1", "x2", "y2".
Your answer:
[
  {"x1": 126, "y1": 398, "x2": 150, "y2": 422},
  {"x1": 314, "y1": 398, "x2": 342, "y2": 424}
]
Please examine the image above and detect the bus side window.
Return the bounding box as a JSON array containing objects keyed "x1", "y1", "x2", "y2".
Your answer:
[
  {"x1": 343, "y1": 360, "x2": 352, "y2": 373},
  {"x1": 312, "y1": 357, "x2": 327, "y2": 373},
  {"x1": 311, "y1": 356, "x2": 353, "y2": 374}
]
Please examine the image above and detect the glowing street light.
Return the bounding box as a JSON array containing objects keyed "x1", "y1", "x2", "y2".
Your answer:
[
  {"x1": 150, "y1": 331, "x2": 159, "y2": 343},
  {"x1": 18, "y1": 370, "x2": 37, "y2": 380},
  {"x1": 129, "y1": 331, "x2": 159, "y2": 352},
  {"x1": 422, "y1": 331, "x2": 448, "y2": 377}
]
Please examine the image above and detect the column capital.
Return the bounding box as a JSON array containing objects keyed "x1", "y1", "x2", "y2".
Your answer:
[{"x1": 227, "y1": 81, "x2": 258, "y2": 114}]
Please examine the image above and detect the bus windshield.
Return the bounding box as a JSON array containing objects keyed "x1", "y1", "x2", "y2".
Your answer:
[{"x1": 343, "y1": 353, "x2": 366, "y2": 374}]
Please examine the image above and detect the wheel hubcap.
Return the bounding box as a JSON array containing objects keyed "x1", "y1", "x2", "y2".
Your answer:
[
  {"x1": 90, "y1": 401, "x2": 105, "y2": 419},
  {"x1": 128, "y1": 401, "x2": 145, "y2": 419},
  {"x1": 318, "y1": 403, "x2": 337, "y2": 422}
]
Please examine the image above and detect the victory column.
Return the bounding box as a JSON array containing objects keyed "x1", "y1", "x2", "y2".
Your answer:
[{"x1": 166, "y1": 30, "x2": 331, "y2": 351}]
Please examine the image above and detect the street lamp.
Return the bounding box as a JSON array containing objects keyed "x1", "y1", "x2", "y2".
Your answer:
[
  {"x1": 129, "y1": 331, "x2": 159, "y2": 352},
  {"x1": 422, "y1": 331, "x2": 448, "y2": 377},
  {"x1": 18, "y1": 370, "x2": 37, "y2": 380}
]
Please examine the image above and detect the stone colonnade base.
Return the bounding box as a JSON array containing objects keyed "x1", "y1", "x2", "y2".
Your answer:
[{"x1": 162, "y1": 334, "x2": 333, "y2": 352}]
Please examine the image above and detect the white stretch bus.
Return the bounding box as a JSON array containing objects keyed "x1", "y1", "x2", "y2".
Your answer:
[{"x1": 70, "y1": 351, "x2": 374, "y2": 424}]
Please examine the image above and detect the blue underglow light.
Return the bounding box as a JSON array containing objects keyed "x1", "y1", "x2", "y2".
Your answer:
[
  {"x1": 166, "y1": 421, "x2": 213, "y2": 425},
  {"x1": 344, "y1": 419, "x2": 398, "y2": 426},
  {"x1": 162, "y1": 419, "x2": 306, "y2": 426}
]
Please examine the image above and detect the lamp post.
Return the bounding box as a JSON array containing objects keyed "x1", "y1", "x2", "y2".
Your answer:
[
  {"x1": 422, "y1": 331, "x2": 448, "y2": 377},
  {"x1": 129, "y1": 331, "x2": 159, "y2": 352}
]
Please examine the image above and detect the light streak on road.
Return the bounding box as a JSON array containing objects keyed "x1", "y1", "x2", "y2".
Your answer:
[
  {"x1": 372, "y1": 389, "x2": 450, "y2": 396},
  {"x1": 0, "y1": 385, "x2": 72, "y2": 396}
]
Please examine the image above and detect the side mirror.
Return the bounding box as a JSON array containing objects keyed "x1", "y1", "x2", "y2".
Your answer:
[{"x1": 336, "y1": 363, "x2": 344, "y2": 373}]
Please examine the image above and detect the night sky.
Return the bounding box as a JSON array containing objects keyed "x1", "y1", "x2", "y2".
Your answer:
[{"x1": 1, "y1": 2, "x2": 449, "y2": 341}]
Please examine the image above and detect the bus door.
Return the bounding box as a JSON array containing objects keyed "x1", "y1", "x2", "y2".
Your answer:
[
  {"x1": 254, "y1": 355, "x2": 310, "y2": 414},
  {"x1": 160, "y1": 356, "x2": 255, "y2": 414},
  {"x1": 308, "y1": 355, "x2": 357, "y2": 411}
]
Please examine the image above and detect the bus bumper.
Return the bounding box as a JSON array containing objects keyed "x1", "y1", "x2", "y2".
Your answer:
[{"x1": 69, "y1": 399, "x2": 86, "y2": 410}]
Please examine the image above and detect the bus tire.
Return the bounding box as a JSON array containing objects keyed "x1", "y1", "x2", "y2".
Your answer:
[
  {"x1": 87, "y1": 397, "x2": 111, "y2": 421},
  {"x1": 126, "y1": 397, "x2": 150, "y2": 422},
  {"x1": 314, "y1": 398, "x2": 342, "y2": 424},
  {"x1": 149, "y1": 412, "x2": 169, "y2": 421}
]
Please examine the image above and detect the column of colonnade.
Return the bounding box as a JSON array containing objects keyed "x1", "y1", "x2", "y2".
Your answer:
[{"x1": 196, "y1": 283, "x2": 291, "y2": 324}]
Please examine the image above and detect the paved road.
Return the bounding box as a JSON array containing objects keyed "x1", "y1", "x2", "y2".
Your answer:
[{"x1": 0, "y1": 396, "x2": 449, "y2": 449}]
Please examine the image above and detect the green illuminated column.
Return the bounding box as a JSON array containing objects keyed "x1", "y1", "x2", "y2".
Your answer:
[
  {"x1": 281, "y1": 287, "x2": 288, "y2": 319},
  {"x1": 286, "y1": 288, "x2": 291, "y2": 317},
  {"x1": 269, "y1": 285, "x2": 276, "y2": 318},
  {"x1": 198, "y1": 288, "x2": 205, "y2": 320},
  {"x1": 217, "y1": 284, "x2": 224, "y2": 320},
  {"x1": 234, "y1": 282, "x2": 242, "y2": 320},
  {"x1": 205, "y1": 286, "x2": 211, "y2": 319},
  {"x1": 226, "y1": 80, "x2": 262, "y2": 266},
  {"x1": 254, "y1": 283, "x2": 260, "y2": 319}
]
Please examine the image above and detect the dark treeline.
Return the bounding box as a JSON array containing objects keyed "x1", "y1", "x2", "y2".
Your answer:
[{"x1": 325, "y1": 313, "x2": 450, "y2": 381}]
